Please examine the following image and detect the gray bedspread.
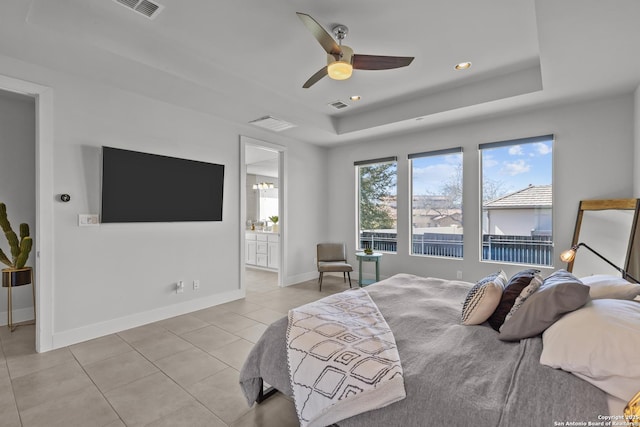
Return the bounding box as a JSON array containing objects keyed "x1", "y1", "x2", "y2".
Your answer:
[{"x1": 240, "y1": 273, "x2": 608, "y2": 426}]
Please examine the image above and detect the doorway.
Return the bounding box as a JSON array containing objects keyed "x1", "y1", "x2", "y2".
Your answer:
[
  {"x1": 0, "y1": 74, "x2": 54, "y2": 353},
  {"x1": 240, "y1": 136, "x2": 286, "y2": 293}
]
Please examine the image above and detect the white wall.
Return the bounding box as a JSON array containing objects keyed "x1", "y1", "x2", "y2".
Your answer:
[
  {"x1": 486, "y1": 208, "x2": 551, "y2": 235},
  {"x1": 0, "y1": 90, "x2": 35, "y2": 325},
  {"x1": 327, "y1": 94, "x2": 635, "y2": 282},
  {"x1": 0, "y1": 53, "x2": 327, "y2": 348}
]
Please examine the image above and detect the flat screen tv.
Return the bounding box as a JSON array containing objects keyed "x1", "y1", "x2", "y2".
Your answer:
[{"x1": 101, "y1": 147, "x2": 224, "y2": 223}]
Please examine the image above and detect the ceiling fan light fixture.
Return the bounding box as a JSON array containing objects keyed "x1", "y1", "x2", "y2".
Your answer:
[{"x1": 328, "y1": 61, "x2": 353, "y2": 80}]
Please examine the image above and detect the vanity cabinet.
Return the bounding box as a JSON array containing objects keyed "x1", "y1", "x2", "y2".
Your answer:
[{"x1": 246, "y1": 232, "x2": 279, "y2": 270}]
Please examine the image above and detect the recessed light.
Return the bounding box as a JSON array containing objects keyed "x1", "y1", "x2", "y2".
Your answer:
[
  {"x1": 454, "y1": 62, "x2": 472, "y2": 70},
  {"x1": 350, "y1": 95, "x2": 361, "y2": 101}
]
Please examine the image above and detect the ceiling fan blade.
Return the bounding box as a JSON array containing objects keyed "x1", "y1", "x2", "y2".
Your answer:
[
  {"x1": 296, "y1": 12, "x2": 342, "y2": 57},
  {"x1": 352, "y1": 54, "x2": 415, "y2": 70},
  {"x1": 302, "y1": 66, "x2": 328, "y2": 88}
]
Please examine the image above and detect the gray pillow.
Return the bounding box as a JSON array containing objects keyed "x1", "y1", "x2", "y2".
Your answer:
[{"x1": 498, "y1": 270, "x2": 589, "y2": 341}]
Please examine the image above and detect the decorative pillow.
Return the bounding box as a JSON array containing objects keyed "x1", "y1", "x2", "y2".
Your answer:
[
  {"x1": 579, "y1": 274, "x2": 640, "y2": 300},
  {"x1": 540, "y1": 299, "x2": 640, "y2": 402},
  {"x1": 461, "y1": 270, "x2": 507, "y2": 325},
  {"x1": 498, "y1": 269, "x2": 589, "y2": 341},
  {"x1": 502, "y1": 273, "x2": 542, "y2": 325},
  {"x1": 487, "y1": 269, "x2": 539, "y2": 331}
]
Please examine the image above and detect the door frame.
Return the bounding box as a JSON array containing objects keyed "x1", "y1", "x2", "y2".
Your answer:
[
  {"x1": 0, "y1": 74, "x2": 55, "y2": 353},
  {"x1": 239, "y1": 136, "x2": 287, "y2": 290}
]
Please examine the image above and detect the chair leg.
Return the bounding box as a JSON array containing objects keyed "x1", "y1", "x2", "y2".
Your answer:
[
  {"x1": 347, "y1": 272, "x2": 352, "y2": 288},
  {"x1": 318, "y1": 272, "x2": 323, "y2": 291},
  {"x1": 343, "y1": 272, "x2": 346, "y2": 282}
]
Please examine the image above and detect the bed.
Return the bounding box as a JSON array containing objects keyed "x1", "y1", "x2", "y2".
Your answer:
[{"x1": 239, "y1": 273, "x2": 621, "y2": 426}]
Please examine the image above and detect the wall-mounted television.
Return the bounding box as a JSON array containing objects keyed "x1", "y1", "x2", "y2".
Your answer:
[{"x1": 101, "y1": 147, "x2": 225, "y2": 223}]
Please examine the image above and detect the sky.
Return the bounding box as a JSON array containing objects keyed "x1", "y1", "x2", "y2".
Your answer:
[
  {"x1": 482, "y1": 140, "x2": 553, "y2": 195},
  {"x1": 412, "y1": 153, "x2": 462, "y2": 196},
  {"x1": 411, "y1": 140, "x2": 553, "y2": 197}
]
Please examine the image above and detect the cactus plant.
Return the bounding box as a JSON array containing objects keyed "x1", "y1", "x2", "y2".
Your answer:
[{"x1": 0, "y1": 203, "x2": 32, "y2": 269}]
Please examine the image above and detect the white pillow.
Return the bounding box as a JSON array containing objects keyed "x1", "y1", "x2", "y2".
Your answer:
[
  {"x1": 540, "y1": 299, "x2": 640, "y2": 401},
  {"x1": 461, "y1": 271, "x2": 507, "y2": 325},
  {"x1": 579, "y1": 274, "x2": 640, "y2": 300}
]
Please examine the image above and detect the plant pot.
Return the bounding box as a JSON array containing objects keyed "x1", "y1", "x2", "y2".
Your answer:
[{"x1": 2, "y1": 267, "x2": 32, "y2": 288}]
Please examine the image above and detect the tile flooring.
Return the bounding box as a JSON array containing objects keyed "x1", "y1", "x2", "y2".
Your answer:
[{"x1": 0, "y1": 269, "x2": 351, "y2": 426}]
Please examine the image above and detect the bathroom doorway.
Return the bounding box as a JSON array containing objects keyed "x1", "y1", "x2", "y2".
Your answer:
[{"x1": 240, "y1": 137, "x2": 285, "y2": 293}]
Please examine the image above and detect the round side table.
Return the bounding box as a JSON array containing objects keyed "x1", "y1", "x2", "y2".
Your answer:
[{"x1": 355, "y1": 252, "x2": 382, "y2": 287}]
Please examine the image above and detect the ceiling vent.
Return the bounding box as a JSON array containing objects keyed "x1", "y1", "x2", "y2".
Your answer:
[
  {"x1": 249, "y1": 116, "x2": 296, "y2": 132},
  {"x1": 112, "y1": 0, "x2": 164, "y2": 20},
  {"x1": 329, "y1": 100, "x2": 349, "y2": 110}
]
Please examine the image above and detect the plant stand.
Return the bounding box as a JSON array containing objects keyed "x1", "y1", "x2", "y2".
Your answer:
[{"x1": 2, "y1": 267, "x2": 35, "y2": 332}]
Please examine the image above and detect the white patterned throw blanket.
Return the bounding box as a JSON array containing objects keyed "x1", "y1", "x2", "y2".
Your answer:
[{"x1": 286, "y1": 288, "x2": 406, "y2": 427}]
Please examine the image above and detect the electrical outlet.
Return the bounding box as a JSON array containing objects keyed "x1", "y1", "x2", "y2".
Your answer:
[
  {"x1": 176, "y1": 281, "x2": 184, "y2": 294},
  {"x1": 193, "y1": 279, "x2": 200, "y2": 290},
  {"x1": 78, "y1": 214, "x2": 100, "y2": 226},
  {"x1": 456, "y1": 270, "x2": 463, "y2": 279}
]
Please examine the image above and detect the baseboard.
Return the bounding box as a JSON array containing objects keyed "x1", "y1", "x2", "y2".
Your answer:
[
  {"x1": 51, "y1": 289, "x2": 244, "y2": 349},
  {"x1": 283, "y1": 271, "x2": 318, "y2": 286},
  {"x1": 282, "y1": 271, "x2": 385, "y2": 287},
  {"x1": 0, "y1": 306, "x2": 35, "y2": 326}
]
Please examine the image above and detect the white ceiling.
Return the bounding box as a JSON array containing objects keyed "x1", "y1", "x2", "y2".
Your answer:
[{"x1": 1, "y1": 0, "x2": 640, "y2": 146}]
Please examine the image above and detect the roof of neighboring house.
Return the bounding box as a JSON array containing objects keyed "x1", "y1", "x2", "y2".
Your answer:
[{"x1": 484, "y1": 185, "x2": 552, "y2": 209}]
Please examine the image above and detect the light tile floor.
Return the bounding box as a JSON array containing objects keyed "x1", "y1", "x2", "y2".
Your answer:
[{"x1": 0, "y1": 270, "x2": 351, "y2": 427}]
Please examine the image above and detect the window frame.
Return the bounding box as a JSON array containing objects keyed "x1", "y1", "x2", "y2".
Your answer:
[
  {"x1": 355, "y1": 156, "x2": 398, "y2": 254},
  {"x1": 479, "y1": 135, "x2": 554, "y2": 267},
  {"x1": 408, "y1": 147, "x2": 464, "y2": 259}
]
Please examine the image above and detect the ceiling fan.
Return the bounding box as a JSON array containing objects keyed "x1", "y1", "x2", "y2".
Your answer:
[{"x1": 296, "y1": 12, "x2": 415, "y2": 89}]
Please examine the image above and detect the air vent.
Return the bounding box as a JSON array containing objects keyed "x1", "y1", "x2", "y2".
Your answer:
[
  {"x1": 113, "y1": 0, "x2": 164, "y2": 19},
  {"x1": 249, "y1": 116, "x2": 296, "y2": 132},
  {"x1": 329, "y1": 100, "x2": 349, "y2": 110}
]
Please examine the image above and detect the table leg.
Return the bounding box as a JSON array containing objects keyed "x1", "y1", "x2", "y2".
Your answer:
[
  {"x1": 7, "y1": 281, "x2": 12, "y2": 330},
  {"x1": 375, "y1": 259, "x2": 380, "y2": 282},
  {"x1": 358, "y1": 257, "x2": 363, "y2": 287}
]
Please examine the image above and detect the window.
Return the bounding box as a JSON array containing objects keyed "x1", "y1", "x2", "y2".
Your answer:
[
  {"x1": 409, "y1": 148, "x2": 463, "y2": 258},
  {"x1": 480, "y1": 135, "x2": 554, "y2": 266},
  {"x1": 356, "y1": 157, "x2": 398, "y2": 253}
]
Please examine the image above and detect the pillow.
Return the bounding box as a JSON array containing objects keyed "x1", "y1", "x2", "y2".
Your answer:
[
  {"x1": 487, "y1": 269, "x2": 539, "y2": 331},
  {"x1": 579, "y1": 274, "x2": 640, "y2": 300},
  {"x1": 540, "y1": 299, "x2": 640, "y2": 402},
  {"x1": 498, "y1": 269, "x2": 589, "y2": 341},
  {"x1": 461, "y1": 270, "x2": 507, "y2": 325},
  {"x1": 502, "y1": 273, "x2": 542, "y2": 325}
]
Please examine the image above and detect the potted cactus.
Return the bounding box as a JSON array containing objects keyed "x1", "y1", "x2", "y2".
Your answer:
[{"x1": 0, "y1": 202, "x2": 33, "y2": 288}]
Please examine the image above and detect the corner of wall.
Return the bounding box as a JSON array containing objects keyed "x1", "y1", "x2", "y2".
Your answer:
[{"x1": 634, "y1": 85, "x2": 640, "y2": 198}]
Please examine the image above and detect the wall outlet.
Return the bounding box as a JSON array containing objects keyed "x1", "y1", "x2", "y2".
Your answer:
[
  {"x1": 78, "y1": 214, "x2": 100, "y2": 226},
  {"x1": 176, "y1": 281, "x2": 184, "y2": 294},
  {"x1": 193, "y1": 279, "x2": 200, "y2": 290},
  {"x1": 456, "y1": 270, "x2": 463, "y2": 279}
]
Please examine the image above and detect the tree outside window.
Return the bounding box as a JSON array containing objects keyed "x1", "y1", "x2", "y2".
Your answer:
[{"x1": 356, "y1": 158, "x2": 397, "y2": 253}]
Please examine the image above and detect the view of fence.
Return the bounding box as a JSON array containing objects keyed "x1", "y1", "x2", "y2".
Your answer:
[{"x1": 360, "y1": 231, "x2": 553, "y2": 266}]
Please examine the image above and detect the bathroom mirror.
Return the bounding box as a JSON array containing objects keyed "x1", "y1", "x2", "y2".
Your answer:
[{"x1": 567, "y1": 199, "x2": 640, "y2": 281}]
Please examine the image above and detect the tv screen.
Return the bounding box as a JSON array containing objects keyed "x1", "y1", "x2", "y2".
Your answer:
[{"x1": 101, "y1": 147, "x2": 224, "y2": 223}]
